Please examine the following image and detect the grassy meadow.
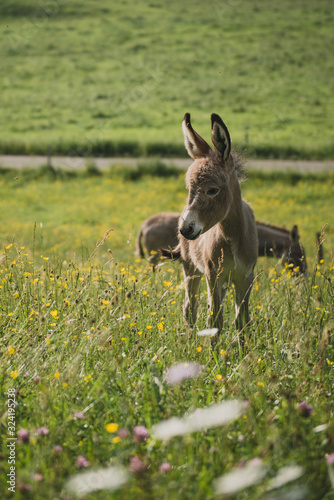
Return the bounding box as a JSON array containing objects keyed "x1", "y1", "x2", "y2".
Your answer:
[
  {"x1": 0, "y1": 164, "x2": 334, "y2": 499},
  {"x1": 1, "y1": 0, "x2": 334, "y2": 158}
]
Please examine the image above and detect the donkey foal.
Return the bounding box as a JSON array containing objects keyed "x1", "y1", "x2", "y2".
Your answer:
[{"x1": 177, "y1": 113, "x2": 258, "y2": 342}]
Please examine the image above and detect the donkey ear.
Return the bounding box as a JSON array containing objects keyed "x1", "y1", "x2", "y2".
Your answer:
[
  {"x1": 211, "y1": 113, "x2": 231, "y2": 162},
  {"x1": 182, "y1": 113, "x2": 211, "y2": 159},
  {"x1": 290, "y1": 225, "x2": 300, "y2": 242}
]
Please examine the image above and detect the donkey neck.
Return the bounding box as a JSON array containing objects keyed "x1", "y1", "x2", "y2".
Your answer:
[{"x1": 219, "y1": 176, "x2": 244, "y2": 242}]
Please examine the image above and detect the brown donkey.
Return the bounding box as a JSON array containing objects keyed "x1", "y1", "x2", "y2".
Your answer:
[
  {"x1": 135, "y1": 212, "x2": 179, "y2": 264},
  {"x1": 137, "y1": 213, "x2": 307, "y2": 273},
  {"x1": 174, "y1": 113, "x2": 258, "y2": 338},
  {"x1": 257, "y1": 221, "x2": 307, "y2": 273}
]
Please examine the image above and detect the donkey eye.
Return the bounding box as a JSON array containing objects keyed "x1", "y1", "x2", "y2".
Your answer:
[{"x1": 206, "y1": 187, "x2": 220, "y2": 197}]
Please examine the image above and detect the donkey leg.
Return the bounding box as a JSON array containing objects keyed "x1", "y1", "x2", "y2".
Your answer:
[
  {"x1": 235, "y1": 274, "x2": 254, "y2": 341},
  {"x1": 206, "y1": 275, "x2": 225, "y2": 333},
  {"x1": 182, "y1": 263, "x2": 202, "y2": 327}
]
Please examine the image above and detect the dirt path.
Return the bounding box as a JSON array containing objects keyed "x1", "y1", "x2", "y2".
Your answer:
[{"x1": 0, "y1": 155, "x2": 334, "y2": 173}]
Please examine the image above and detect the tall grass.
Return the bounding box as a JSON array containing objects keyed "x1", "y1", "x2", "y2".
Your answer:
[
  {"x1": 0, "y1": 165, "x2": 333, "y2": 497},
  {"x1": 0, "y1": 233, "x2": 333, "y2": 498}
]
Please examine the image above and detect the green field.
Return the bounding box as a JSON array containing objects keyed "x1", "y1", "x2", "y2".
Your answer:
[
  {"x1": 0, "y1": 164, "x2": 333, "y2": 264},
  {"x1": 0, "y1": 166, "x2": 333, "y2": 498},
  {"x1": 1, "y1": 0, "x2": 334, "y2": 158}
]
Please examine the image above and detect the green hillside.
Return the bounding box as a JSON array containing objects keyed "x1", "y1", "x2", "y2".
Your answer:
[{"x1": 1, "y1": 0, "x2": 334, "y2": 158}]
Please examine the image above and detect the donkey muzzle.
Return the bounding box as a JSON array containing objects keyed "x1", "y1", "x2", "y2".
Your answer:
[{"x1": 179, "y1": 218, "x2": 203, "y2": 240}]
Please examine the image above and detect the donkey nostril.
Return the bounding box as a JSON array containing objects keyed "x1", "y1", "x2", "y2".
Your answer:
[{"x1": 180, "y1": 223, "x2": 194, "y2": 237}]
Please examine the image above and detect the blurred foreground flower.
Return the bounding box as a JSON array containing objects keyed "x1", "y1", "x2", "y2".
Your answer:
[
  {"x1": 17, "y1": 483, "x2": 32, "y2": 493},
  {"x1": 118, "y1": 428, "x2": 129, "y2": 439},
  {"x1": 76, "y1": 455, "x2": 90, "y2": 469},
  {"x1": 166, "y1": 362, "x2": 202, "y2": 385},
  {"x1": 66, "y1": 466, "x2": 129, "y2": 495},
  {"x1": 32, "y1": 473, "x2": 44, "y2": 482},
  {"x1": 133, "y1": 425, "x2": 149, "y2": 442},
  {"x1": 152, "y1": 400, "x2": 245, "y2": 440},
  {"x1": 74, "y1": 411, "x2": 85, "y2": 420},
  {"x1": 197, "y1": 328, "x2": 218, "y2": 337},
  {"x1": 36, "y1": 426, "x2": 49, "y2": 436},
  {"x1": 267, "y1": 465, "x2": 304, "y2": 490},
  {"x1": 105, "y1": 422, "x2": 119, "y2": 433},
  {"x1": 130, "y1": 456, "x2": 146, "y2": 474},
  {"x1": 160, "y1": 462, "x2": 171, "y2": 474},
  {"x1": 298, "y1": 401, "x2": 313, "y2": 417},
  {"x1": 214, "y1": 458, "x2": 267, "y2": 495},
  {"x1": 17, "y1": 429, "x2": 29, "y2": 443}
]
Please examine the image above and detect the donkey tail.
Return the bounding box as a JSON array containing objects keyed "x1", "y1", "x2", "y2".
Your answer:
[
  {"x1": 135, "y1": 229, "x2": 145, "y2": 258},
  {"x1": 160, "y1": 243, "x2": 181, "y2": 261}
]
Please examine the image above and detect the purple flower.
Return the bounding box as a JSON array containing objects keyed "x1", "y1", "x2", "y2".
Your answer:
[
  {"x1": 76, "y1": 455, "x2": 90, "y2": 468},
  {"x1": 118, "y1": 428, "x2": 130, "y2": 439},
  {"x1": 327, "y1": 453, "x2": 334, "y2": 465},
  {"x1": 159, "y1": 462, "x2": 171, "y2": 473},
  {"x1": 133, "y1": 425, "x2": 149, "y2": 443},
  {"x1": 53, "y1": 445, "x2": 63, "y2": 454},
  {"x1": 36, "y1": 426, "x2": 49, "y2": 436},
  {"x1": 32, "y1": 473, "x2": 43, "y2": 482},
  {"x1": 33, "y1": 376, "x2": 41, "y2": 384},
  {"x1": 74, "y1": 411, "x2": 85, "y2": 419},
  {"x1": 130, "y1": 455, "x2": 145, "y2": 474},
  {"x1": 299, "y1": 401, "x2": 313, "y2": 417},
  {"x1": 17, "y1": 429, "x2": 29, "y2": 443},
  {"x1": 18, "y1": 483, "x2": 32, "y2": 492}
]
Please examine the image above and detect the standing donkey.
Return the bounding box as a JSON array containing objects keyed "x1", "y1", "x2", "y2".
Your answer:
[
  {"x1": 137, "y1": 214, "x2": 307, "y2": 273},
  {"x1": 173, "y1": 113, "x2": 258, "y2": 340}
]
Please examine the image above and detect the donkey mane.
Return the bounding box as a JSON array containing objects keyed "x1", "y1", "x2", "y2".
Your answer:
[
  {"x1": 230, "y1": 149, "x2": 247, "y2": 181},
  {"x1": 256, "y1": 220, "x2": 289, "y2": 234}
]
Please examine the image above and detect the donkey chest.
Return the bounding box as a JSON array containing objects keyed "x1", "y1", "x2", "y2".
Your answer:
[{"x1": 188, "y1": 234, "x2": 241, "y2": 278}]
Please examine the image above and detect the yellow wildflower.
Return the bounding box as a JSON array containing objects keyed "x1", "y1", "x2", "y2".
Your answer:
[{"x1": 105, "y1": 423, "x2": 119, "y2": 433}]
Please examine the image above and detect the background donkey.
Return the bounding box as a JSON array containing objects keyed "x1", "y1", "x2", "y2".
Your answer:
[
  {"x1": 135, "y1": 212, "x2": 179, "y2": 264},
  {"x1": 257, "y1": 221, "x2": 307, "y2": 273},
  {"x1": 137, "y1": 214, "x2": 307, "y2": 273},
  {"x1": 173, "y1": 112, "x2": 258, "y2": 340}
]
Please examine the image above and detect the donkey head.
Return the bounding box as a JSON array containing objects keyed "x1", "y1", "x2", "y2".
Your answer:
[
  {"x1": 287, "y1": 225, "x2": 308, "y2": 273},
  {"x1": 179, "y1": 113, "x2": 238, "y2": 240}
]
